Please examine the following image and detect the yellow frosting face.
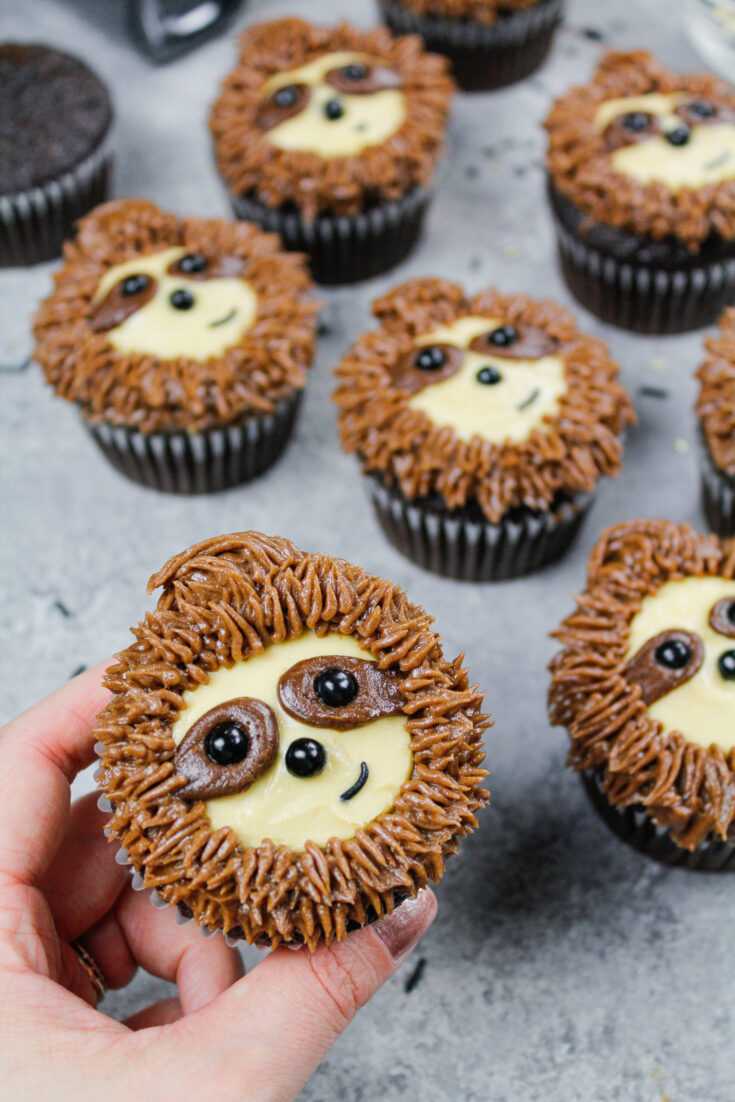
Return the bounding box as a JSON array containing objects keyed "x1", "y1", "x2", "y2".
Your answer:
[
  {"x1": 407, "y1": 316, "x2": 567, "y2": 445},
  {"x1": 595, "y1": 92, "x2": 735, "y2": 190},
  {"x1": 93, "y1": 246, "x2": 258, "y2": 361},
  {"x1": 171, "y1": 633, "x2": 413, "y2": 851},
  {"x1": 262, "y1": 51, "x2": 406, "y2": 158},
  {"x1": 626, "y1": 576, "x2": 735, "y2": 750}
]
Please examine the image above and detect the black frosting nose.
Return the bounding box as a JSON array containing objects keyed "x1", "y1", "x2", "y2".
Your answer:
[{"x1": 665, "y1": 126, "x2": 691, "y2": 147}]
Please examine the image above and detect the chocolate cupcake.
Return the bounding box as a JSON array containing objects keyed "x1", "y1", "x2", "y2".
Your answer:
[
  {"x1": 33, "y1": 199, "x2": 317, "y2": 493},
  {"x1": 209, "y1": 18, "x2": 454, "y2": 284},
  {"x1": 549, "y1": 519, "x2": 735, "y2": 870},
  {"x1": 0, "y1": 43, "x2": 112, "y2": 267},
  {"x1": 95, "y1": 531, "x2": 489, "y2": 948},
  {"x1": 334, "y1": 278, "x2": 634, "y2": 581},
  {"x1": 380, "y1": 0, "x2": 562, "y2": 91},
  {"x1": 545, "y1": 50, "x2": 735, "y2": 334},
  {"x1": 696, "y1": 307, "x2": 735, "y2": 534}
]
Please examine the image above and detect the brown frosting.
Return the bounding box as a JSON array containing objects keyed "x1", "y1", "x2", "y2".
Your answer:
[
  {"x1": 390, "y1": 0, "x2": 541, "y2": 24},
  {"x1": 174, "y1": 698, "x2": 280, "y2": 800},
  {"x1": 623, "y1": 629, "x2": 703, "y2": 706},
  {"x1": 333, "y1": 279, "x2": 635, "y2": 525},
  {"x1": 33, "y1": 199, "x2": 318, "y2": 434},
  {"x1": 545, "y1": 50, "x2": 735, "y2": 250},
  {"x1": 696, "y1": 308, "x2": 735, "y2": 475},
  {"x1": 277, "y1": 656, "x2": 404, "y2": 730},
  {"x1": 94, "y1": 532, "x2": 490, "y2": 949},
  {"x1": 548, "y1": 518, "x2": 735, "y2": 850},
  {"x1": 209, "y1": 18, "x2": 455, "y2": 220}
]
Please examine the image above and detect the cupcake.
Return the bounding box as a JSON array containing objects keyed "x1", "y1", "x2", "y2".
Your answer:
[
  {"x1": 209, "y1": 18, "x2": 454, "y2": 284},
  {"x1": 697, "y1": 308, "x2": 735, "y2": 535},
  {"x1": 334, "y1": 278, "x2": 634, "y2": 581},
  {"x1": 33, "y1": 199, "x2": 317, "y2": 493},
  {"x1": 380, "y1": 0, "x2": 563, "y2": 92},
  {"x1": 0, "y1": 43, "x2": 112, "y2": 267},
  {"x1": 549, "y1": 518, "x2": 735, "y2": 870},
  {"x1": 545, "y1": 50, "x2": 735, "y2": 334},
  {"x1": 95, "y1": 531, "x2": 490, "y2": 948}
]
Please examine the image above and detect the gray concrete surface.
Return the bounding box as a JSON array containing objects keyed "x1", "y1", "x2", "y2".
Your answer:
[{"x1": 0, "y1": 0, "x2": 731, "y2": 1098}]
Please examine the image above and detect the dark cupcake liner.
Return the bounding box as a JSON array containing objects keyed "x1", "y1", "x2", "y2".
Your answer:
[
  {"x1": 230, "y1": 188, "x2": 431, "y2": 285},
  {"x1": 380, "y1": 0, "x2": 562, "y2": 91},
  {"x1": 368, "y1": 474, "x2": 592, "y2": 580},
  {"x1": 550, "y1": 199, "x2": 735, "y2": 335},
  {"x1": 699, "y1": 429, "x2": 735, "y2": 537},
  {"x1": 85, "y1": 391, "x2": 302, "y2": 494},
  {"x1": 581, "y1": 768, "x2": 735, "y2": 871},
  {"x1": 0, "y1": 136, "x2": 112, "y2": 268}
]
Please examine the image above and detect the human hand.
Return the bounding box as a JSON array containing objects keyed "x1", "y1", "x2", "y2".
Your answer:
[{"x1": 0, "y1": 665, "x2": 436, "y2": 1101}]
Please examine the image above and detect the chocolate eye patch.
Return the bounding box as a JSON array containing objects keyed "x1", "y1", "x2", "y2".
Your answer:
[
  {"x1": 173, "y1": 697, "x2": 279, "y2": 800},
  {"x1": 89, "y1": 273, "x2": 157, "y2": 332},
  {"x1": 166, "y1": 252, "x2": 246, "y2": 281},
  {"x1": 390, "y1": 343, "x2": 464, "y2": 394},
  {"x1": 468, "y1": 325, "x2": 560, "y2": 361},
  {"x1": 277, "y1": 655, "x2": 405, "y2": 731},
  {"x1": 324, "y1": 63, "x2": 402, "y2": 96},
  {"x1": 623, "y1": 629, "x2": 704, "y2": 706},
  {"x1": 709, "y1": 598, "x2": 735, "y2": 638},
  {"x1": 604, "y1": 111, "x2": 660, "y2": 151},
  {"x1": 257, "y1": 83, "x2": 310, "y2": 130},
  {"x1": 604, "y1": 99, "x2": 735, "y2": 153}
]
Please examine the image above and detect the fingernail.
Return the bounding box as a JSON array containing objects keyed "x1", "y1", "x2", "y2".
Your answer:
[{"x1": 373, "y1": 889, "x2": 437, "y2": 963}]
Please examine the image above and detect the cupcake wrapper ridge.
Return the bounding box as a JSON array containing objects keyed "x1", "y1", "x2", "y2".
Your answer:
[
  {"x1": 582, "y1": 768, "x2": 735, "y2": 871},
  {"x1": 86, "y1": 391, "x2": 302, "y2": 494},
  {"x1": 231, "y1": 188, "x2": 431, "y2": 285},
  {"x1": 380, "y1": 0, "x2": 562, "y2": 91},
  {"x1": 552, "y1": 210, "x2": 735, "y2": 334},
  {"x1": 700, "y1": 431, "x2": 735, "y2": 537},
  {"x1": 368, "y1": 475, "x2": 592, "y2": 581},
  {"x1": 0, "y1": 135, "x2": 112, "y2": 268}
]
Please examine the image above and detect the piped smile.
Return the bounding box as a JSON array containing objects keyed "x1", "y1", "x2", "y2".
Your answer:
[
  {"x1": 209, "y1": 307, "x2": 238, "y2": 328},
  {"x1": 517, "y1": 387, "x2": 540, "y2": 411},
  {"x1": 340, "y1": 761, "x2": 369, "y2": 801}
]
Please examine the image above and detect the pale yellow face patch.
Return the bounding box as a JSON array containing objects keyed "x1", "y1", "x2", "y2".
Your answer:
[
  {"x1": 626, "y1": 576, "x2": 735, "y2": 750},
  {"x1": 407, "y1": 315, "x2": 567, "y2": 445},
  {"x1": 263, "y1": 51, "x2": 406, "y2": 158},
  {"x1": 171, "y1": 633, "x2": 413, "y2": 851},
  {"x1": 93, "y1": 246, "x2": 258, "y2": 362},
  {"x1": 595, "y1": 91, "x2": 735, "y2": 190}
]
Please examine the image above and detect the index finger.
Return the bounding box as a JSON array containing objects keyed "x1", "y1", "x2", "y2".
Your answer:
[{"x1": 0, "y1": 663, "x2": 111, "y2": 885}]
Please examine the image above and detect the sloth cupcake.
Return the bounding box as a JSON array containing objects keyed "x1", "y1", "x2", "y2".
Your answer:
[
  {"x1": 209, "y1": 18, "x2": 454, "y2": 284},
  {"x1": 334, "y1": 278, "x2": 634, "y2": 581},
  {"x1": 697, "y1": 308, "x2": 735, "y2": 535},
  {"x1": 33, "y1": 199, "x2": 317, "y2": 493},
  {"x1": 380, "y1": 0, "x2": 563, "y2": 92},
  {"x1": 545, "y1": 50, "x2": 735, "y2": 333},
  {"x1": 549, "y1": 519, "x2": 735, "y2": 870},
  {"x1": 94, "y1": 531, "x2": 489, "y2": 948}
]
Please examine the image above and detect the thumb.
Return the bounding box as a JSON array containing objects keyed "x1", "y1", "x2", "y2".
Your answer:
[{"x1": 164, "y1": 890, "x2": 436, "y2": 1102}]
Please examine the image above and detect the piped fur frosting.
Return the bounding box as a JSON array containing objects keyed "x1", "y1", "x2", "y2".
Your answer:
[
  {"x1": 334, "y1": 278, "x2": 634, "y2": 524},
  {"x1": 95, "y1": 532, "x2": 489, "y2": 949},
  {"x1": 209, "y1": 18, "x2": 454, "y2": 220}
]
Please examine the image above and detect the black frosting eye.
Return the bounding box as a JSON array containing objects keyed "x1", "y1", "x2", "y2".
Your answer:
[
  {"x1": 477, "y1": 366, "x2": 502, "y2": 385},
  {"x1": 285, "y1": 737, "x2": 326, "y2": 778},
  {"x1": 177, "y1": 252, "x2": 207, "y2": 274},
  {"x1": 170, "y1": 288, "x2": 195, "y2": 310},
  {"x1": 489, "y1": 324, "x2": 518, "y2": 348},
  {"x1": 654, "y1": 638, "x2": 692, "y2": 669},
  {"x1": 204, "y1": 721, "x2": 250, "y2": 766},
  {"x1": 416, "y1": 346, "x2": 447, "y2": 371},
  {"x1": 623, "y1": 111, "x2": 652, "y2": 133},
  {"x1": 121, "y1": 274, "x2": 150, "y2": 296},
  {"x1": 727, "y1": 603, "x2": 735, "y2": 626},
  {"x1": 273, "y1": 84, "x2": 300, "y2": 108},
  {"x1": 324, "y1": 97, "x2": 345, "y2": 120},
  {"x1": 342, "y1": 63, "x2": 368, "y2": 81},
  {"x1": 718, "y1": 650, "x2": 735, "y2": 680},
  {"x1": 314, "y1": 668, "x2": 358, "y2": 708},
  {"x1": 689, "y1": 100, "x2": 716, "y2": 118},
  {"x1": 666, "y1": 126, "x2": 691, "y2": 147}
]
